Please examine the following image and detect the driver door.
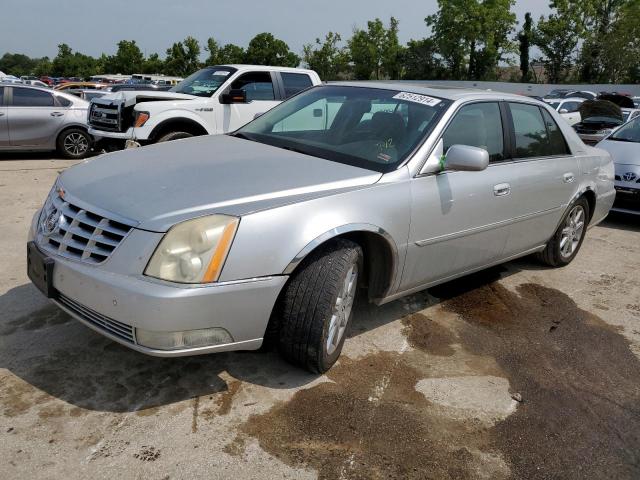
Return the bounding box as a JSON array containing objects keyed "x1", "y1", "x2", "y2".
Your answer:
[
  {"x1": 400, "y1": 101, "x2": 514, "y2": 291},
  {"x1": 220, "y1": 71, "x2": 281, "y2": 132}
]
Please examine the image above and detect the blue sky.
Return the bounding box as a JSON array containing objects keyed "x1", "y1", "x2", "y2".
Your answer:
[{"x1": 1, "y1": 0, "x2": 551, "y2": 58}]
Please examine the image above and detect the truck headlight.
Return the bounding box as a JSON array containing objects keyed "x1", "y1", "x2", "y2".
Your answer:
[{"x1": 145, "y1": 215, "x2": 239, "y2": 284}]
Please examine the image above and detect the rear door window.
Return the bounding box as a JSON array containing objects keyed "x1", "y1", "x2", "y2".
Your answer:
[
  {"x1": 442, "y1": 102, "x2": 505, "y2": 162},
  {"x1": 0, "y1": 87, "x2": 4, "y2": 105},
  {"x1": 11, "y1": 88, "x2": 55, "y2": 107},
  {"x1": 281, "y1": 73, "x2": 313, "y2": 98},
  {"x1": 509, "y1": 103, "x2": 550, "y2": 158},
  {"x1": 230, "y1": 72, "x2": 275, "y2": 101}
]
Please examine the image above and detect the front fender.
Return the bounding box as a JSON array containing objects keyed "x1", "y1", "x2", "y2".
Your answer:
[
  {"x1": 134, "y1": 109, "x2": 213, "y2": 140},
  {"x1": 219, "y1": 169, "x2": 412, "y2": 297}
]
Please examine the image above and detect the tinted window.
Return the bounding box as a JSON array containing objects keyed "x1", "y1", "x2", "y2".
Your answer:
[
  {"x1": 281, "y1": 73, "x2": 313, "y2": 98},
  {"x1": 562, "y1": 101, "x2": 581, "y2": 113},
  {"x1": 541, "y1": 109, "x2": 570, "y2": 155},
  {"x1": 231, "y1": 72, "x2": 275, "y2": 101},
  {"x1": 509, "y1": 103, "x2": 550, "y2": 158},
  {"x1": 442, "y1": 102, "x2": 504, "y2": 162},
  {"x1": 12, "y1": 88, "x2": 55, "y2": 107},
  {"x1": 609, "y1": 116, "x2": 640, "y2": 143},
  {"x1": 56, "y1": 95, "x2": 72, "y2": 107},
  {"x1": 0, "y1": 87, "x2": 3, "y2": 105}
]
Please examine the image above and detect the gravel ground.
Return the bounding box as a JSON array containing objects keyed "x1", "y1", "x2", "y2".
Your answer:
[{"x1": 1, "y1": 154, "x2": 639, "y2": 480}]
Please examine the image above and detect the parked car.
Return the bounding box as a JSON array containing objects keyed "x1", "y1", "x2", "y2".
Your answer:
[
  {"x1": 574, "y1": 99, "x2": 624, "y2": 145},
  {"x1": 632, "y1": 97, "x2": 640, "y2": 108},
  {"x1": 622, "y1": 108, "x2": 640, "y2": 123},
  {"x1": 88, "y1": 64, "x2": 321, "y2": 149},
  {"x1": 104, "y1": 83, "x2": 172, "y2": 93},
  {"x1": 546, "y1": 97, "x2": 585, "y2": 126},
  {"x1": 54, "y1": 82, "x2": 108, "y2": 92},
  {"x1": 65, "y1": 88, "x2": 110, "y2": 102},
  {"x1": 596, "y1": 116, "x2": 640, "y2": 214},
  {"x1": 544, "y1": 89, "x2": 574, "y2": 100},
  {"x1": 27, "y1": 84, "x2": 615, "y2": 372},
  {"x1": 22, "y1": 80, "x2": 50, "y2": 88},
  {"x1": 0, "y1": 84, "x2": 93, "y2": 158}
]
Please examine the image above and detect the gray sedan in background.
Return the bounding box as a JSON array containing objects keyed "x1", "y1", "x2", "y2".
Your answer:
[
  {"x1": 0, "y1": 84, "x2": 93, "y2": 158},
  {"x1": 597, "y1": 116, "x2": 640, "y2": 214},
  {"x1": 27, "y1": 84, "x2": 615, "y2": 373}
]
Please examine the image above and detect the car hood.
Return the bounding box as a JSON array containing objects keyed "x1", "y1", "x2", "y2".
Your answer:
[
  {"x1": 99, "y1": 90, "x2": 197, "y2": 107},
  {"x1": 597, "y1": 139, "x2": 640, "y2": 166},
  {"x1": 59, "y1": 135, "x2": 382, "y2": 232}
]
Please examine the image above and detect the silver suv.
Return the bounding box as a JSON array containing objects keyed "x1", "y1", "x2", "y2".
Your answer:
[
  {"x1": 28, "y1": 84, "x2": 615, "y2": 372},
  {"x1": 0, "y1": 84, "x2": 92, "y2": 158}
]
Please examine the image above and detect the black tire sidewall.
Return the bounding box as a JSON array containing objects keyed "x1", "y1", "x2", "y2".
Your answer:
[
  {"x1": 57, "y1": 129, "x2": 90, "y2": 159},
  {"x1": 157, "y1": 131, "x2": 193, "y2": 143}
]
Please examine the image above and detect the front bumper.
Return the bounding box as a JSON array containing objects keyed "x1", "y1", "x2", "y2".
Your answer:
[
  {"x1": 612, "y1": 164, "x2": 640, "y2": 214},
  {"x1": 88, "y1": 127, "x2": 133, "y2": 140},
  {"x1": 28, "y1": 239, "x2": 287, "y2": 357}
]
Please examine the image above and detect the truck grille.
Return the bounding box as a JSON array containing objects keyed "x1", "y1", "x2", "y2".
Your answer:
[
  {"x1": 58, "y1": 293, "x2": 135, "y2": 344},
  {"x1": 37, "y1": 188, "x2": 133, "y2": 264},
  {"x1": 89, "y1": 101, "x2": 122, "y2": 132}
]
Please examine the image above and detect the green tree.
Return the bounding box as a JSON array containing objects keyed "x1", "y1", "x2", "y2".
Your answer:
[
  {"x1": 533, "y1": 13, "x2": 580, "y2": 83},
  {"x1": 426, "y1": 0, "x2": 517, "y2": 80},
  {"x1": 142, "y1": 53, "x2": 164, "y2": 74},
  {"x1": 401, "y1": 38, "x2": 443, "y2": 80},
  {"x1": 204, "y1": 38, "x2": 246, "y2": 65},
  {"x1": 164, "y1": 36, "x2": 201, "y2": 76},
  {"x1": 244, "y1": 33, "x2": 299, "y2": 67},
  {"x1": 348, "y1": 17, "x2": 402, "y2": 80},
  {"x1": 517, "y1": 12, "x2": 534, "y2": 82},
  {"x1": 0, "y1": 53, "x2": 49, "y2": 77},
  {"x1": 50, "y1": 44, "x2": 97, "y2": 78},
  {"x1": 104, "y1": 40, "x2": 144, "y2": 74},
  {"x1": 302, "y1": 32, "x2": 349, "y2": 80}
]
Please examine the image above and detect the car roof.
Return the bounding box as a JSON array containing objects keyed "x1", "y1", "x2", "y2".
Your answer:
[
  {"x1": 219, "y1": 64, "x2": 317, "y2": 74},
  {"x1": 326, "y1": 81, "x2": 539, "y2": 103},
  {"x1": 557, "y1": 97, "x2": 586, "y2": 102}
]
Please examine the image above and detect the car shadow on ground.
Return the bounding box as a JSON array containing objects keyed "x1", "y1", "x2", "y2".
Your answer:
[
  {"x1": 600, "y1": 212, "x2": 640, "y2": 233},
  {"x1": 0, "y1": 259, "x2": 532, "y2": 415}
]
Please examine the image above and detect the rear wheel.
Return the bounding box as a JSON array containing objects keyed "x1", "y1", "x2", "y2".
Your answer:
[
  {"x1": 57, "y1": 128, "x2": 91, "y2": 159},
  {"x1": 537, "y1": 197, "x2": 589, "y2": 267},
  {"x1": 276, "y1": 239, "x2": 362, "y2": 373},
  {"x1": 157, "y1": 131, "x2": 193, "y2": 143}
]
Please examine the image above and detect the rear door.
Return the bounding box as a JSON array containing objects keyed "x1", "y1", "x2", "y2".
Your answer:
[
  {"x1": 220, "y1": 71, "x2": 281, "y2": 131},
  {"x1": 7, "y1": 87, "x2": 65, "y2": 147},
  {"x1": 0, "y1": 87, "x2": 8, "y2": 147},
  {"x1": 500, "y1": 102, "x2": 580, "y2": 256}
]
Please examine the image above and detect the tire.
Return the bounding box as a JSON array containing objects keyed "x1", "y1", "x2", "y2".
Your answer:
[
  {"x1": 57, "y1": 128, "x2": 91, "y2": 159},
  {"x1": 276, "y1": 239, "x2": 362, "y2": 373},
  {"x1": 537, "y1": 197, "x2": 590, "y2": 267},
  {"x1": 156, "y1": 131, "x2": 193, "y2": 143}
]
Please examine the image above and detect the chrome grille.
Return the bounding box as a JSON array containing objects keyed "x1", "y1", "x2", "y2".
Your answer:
[
  {"x1": 58, "y1": 293, "x2": 135, "y2": 344},
  {"x1": 37, "y1": 189, "x2": 132, "y2": 264},
  {"x1": 89, "y1": 100, "x2": 122, "y2": 132}
]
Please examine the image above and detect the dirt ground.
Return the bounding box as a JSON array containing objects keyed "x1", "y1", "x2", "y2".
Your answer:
[{"x1": 1, "y1": 154, "x2": 639, "y2": 480}]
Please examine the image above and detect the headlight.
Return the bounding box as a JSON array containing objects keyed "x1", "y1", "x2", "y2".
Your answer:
[{"x1": 144, "y1": 215, "x2": 239, "y2": 284}]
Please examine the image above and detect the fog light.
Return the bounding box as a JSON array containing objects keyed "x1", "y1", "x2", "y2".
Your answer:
[{"x1": 135, "y1": 327, "x2": 233, "y2": 350}]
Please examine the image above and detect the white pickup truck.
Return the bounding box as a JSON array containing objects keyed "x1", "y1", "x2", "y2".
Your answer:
[{"x1": 88, "y1": 65, "x2": 321, "y2": 147}]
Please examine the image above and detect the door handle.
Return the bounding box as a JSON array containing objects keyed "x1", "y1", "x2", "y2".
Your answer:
[
  {"x1": 563, "y1": 173, "x2": 575, "y2": 183},
  {"x1": 0, "y1": 112, "x2": 4, "y2": 116},
  {"x1": 493, "y1": 183, "x2": 511, "y2": 197},
  {"x1": 50, "y1": 112, "x2": 64, "y2": 117}
]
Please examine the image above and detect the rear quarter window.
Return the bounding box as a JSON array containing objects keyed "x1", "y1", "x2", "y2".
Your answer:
[{"x1": 281, "y1": 73, "x2": 313, "y2": 98}]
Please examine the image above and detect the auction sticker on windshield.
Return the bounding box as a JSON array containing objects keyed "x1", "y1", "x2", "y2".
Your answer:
[{"x1": 393, "y1": 92, "x2": 441, "y2": 107}]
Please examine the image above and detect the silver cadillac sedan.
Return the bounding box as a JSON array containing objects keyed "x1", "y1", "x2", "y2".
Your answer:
[{"x1": 27, "y1": 83, "x2": 615, "y2": 372}]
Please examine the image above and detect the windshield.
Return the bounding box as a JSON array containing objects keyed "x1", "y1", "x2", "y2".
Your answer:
[
  {"x1": 549, "y1": 101, "x2": 561, "y2": 110},
  {"x1": 170, "y1": 66, "x2": 236, "y2": 97},
  {"x1": 234, "y1": 85, "x2": 451, "y2": 173},
  {"x1": 609, "y1": 117, "x2": 640, "y2": 143}
]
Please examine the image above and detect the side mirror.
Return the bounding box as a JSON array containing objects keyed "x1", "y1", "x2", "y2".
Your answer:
[
  {"x1": 444, "y1": 145, "x2": 489, "y2": 172},
  {"x1": 559, "y1": 108, "x2": 569, "y2": 114},
  {"x1": 221, "y1": 88, "x2": 247, "y2": 104}
]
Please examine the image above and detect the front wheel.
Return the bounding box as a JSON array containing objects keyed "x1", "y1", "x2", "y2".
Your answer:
[
  {"x1": 537, "y1": 197, "x2": 590, "y2": 267},
  {"x1": 276, "y1": 239, "x2": 362, "y2": 373},
  {"x1": 57, "y1": 129, "x2": 91, "y2": 159},
  {"x1": 156, "y1": 131, "x2": 193, "y2": 143}
]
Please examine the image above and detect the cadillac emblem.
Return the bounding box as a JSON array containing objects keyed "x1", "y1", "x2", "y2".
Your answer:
[{"x1": 42, "y1": 209, "x2": 60, "y2": 235}]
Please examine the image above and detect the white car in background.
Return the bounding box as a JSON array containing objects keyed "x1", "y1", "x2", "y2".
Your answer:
[{"x1": 546, "y1": 97, "x2": 585, "y2": 126}]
